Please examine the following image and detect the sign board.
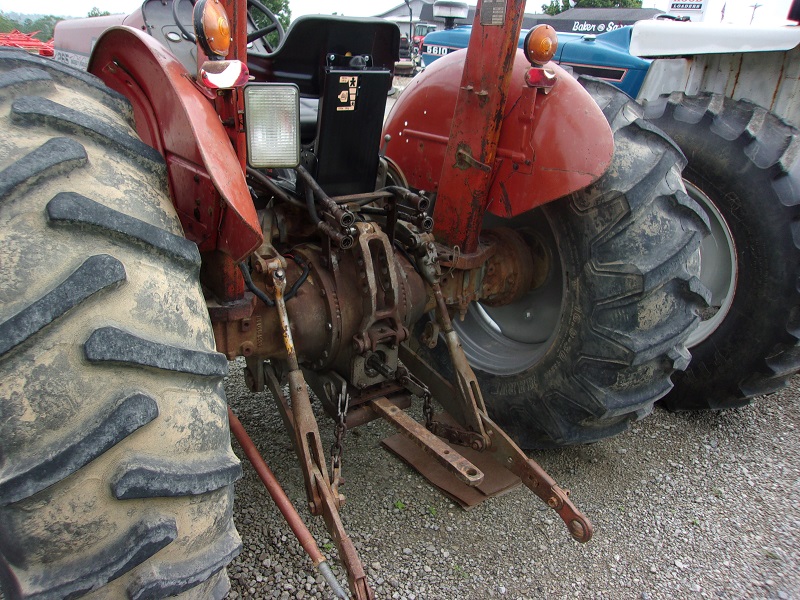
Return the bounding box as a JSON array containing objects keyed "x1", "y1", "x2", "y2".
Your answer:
[
  {"x1": 668, "y1": 0, "x2": 709, "y2": 21},
  {"x1": 569, "y1": 20, "x2": 629, "y2": 33}
]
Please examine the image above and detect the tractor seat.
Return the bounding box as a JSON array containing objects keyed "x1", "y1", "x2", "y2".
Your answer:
[{"x1": 248, "y1": 14, "x2": 399, "y2": 144}]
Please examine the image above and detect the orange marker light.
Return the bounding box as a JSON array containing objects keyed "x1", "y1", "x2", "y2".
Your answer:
[
  {"x1": 524, "y1": 25, "x2": 558, "y2": 66},
  {"x1": 194, "y1": 0, "x2": 231, "y2": 58}
]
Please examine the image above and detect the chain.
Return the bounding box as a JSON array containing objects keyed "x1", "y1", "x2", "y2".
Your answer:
[
  {"x1": 330, "y1": 388, "x2": 349, "y2": 480},
  {"x1": 422, "y1": 391, "x2": 434, "y2": 430}
]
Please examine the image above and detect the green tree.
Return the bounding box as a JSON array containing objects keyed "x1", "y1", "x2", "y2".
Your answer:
[
  {"x1": 27, "y1": 15, "x2": 60, "y2": 41},
  {"x1": 542, "y1": 0, "x2": 641, "y2": 14},
  {"x1": 0, "y1": 13, "x2": 19, "y2": 32},
  {"x1": 88, "y1": 7, "x2": 111, "y2": 17},
  {"x1": 0, "y1": 12, "x2": 60, "y2": 40},
  {"x1": 541, "y1": 0, "x2": 571, "y2": 15},
  {"x1": 575, "y1": 0, "x2": 642, "y2": 7}
]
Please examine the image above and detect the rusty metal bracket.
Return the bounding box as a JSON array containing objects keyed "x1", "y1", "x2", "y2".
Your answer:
[
  {"x1": 313, "y1": 464, "x2": 374, "y2": 600},
  {"x1": 399, "y1": 342, "x2": 593, "y2": 543},
  {"x1": 479, "y1": 411, "x2": 592, "y2": 542},
  {"x1": 369, "y1": 397, "x2": 484, "y2": 487}
]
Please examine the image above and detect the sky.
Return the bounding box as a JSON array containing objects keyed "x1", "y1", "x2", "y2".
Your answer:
[{"x1": 0, "y1": 0, "x2": 794, "y2": 25}]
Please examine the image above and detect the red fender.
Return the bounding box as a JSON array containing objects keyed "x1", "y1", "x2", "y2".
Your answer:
[
  {"x1": 382, "y1": 49, "x2": 614, "y2": 220},
  {"x1": 88, "y1": 26, "x2": 261, "y2": 263}
]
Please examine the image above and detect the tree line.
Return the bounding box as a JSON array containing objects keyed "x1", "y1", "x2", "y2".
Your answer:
[{"x1": 542, "y1": 0, "x2": 643, "y2": 16}]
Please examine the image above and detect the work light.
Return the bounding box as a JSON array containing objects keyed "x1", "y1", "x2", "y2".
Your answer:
[{"x1": 244, "y1": 84, "x2": 300, "y2": 168}]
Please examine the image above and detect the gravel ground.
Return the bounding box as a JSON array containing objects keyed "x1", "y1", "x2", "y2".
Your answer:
[{"x1": 225, "y1": 358, "x2": 800, "y2": 600}]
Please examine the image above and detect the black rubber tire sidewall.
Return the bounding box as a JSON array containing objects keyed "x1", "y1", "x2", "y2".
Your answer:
[
  {"x1": 646, "y1": 94, "x2": 800, "y2": 409},
  {"x1": 418, "y1": 78, "x2": 708, "y2": 449}
]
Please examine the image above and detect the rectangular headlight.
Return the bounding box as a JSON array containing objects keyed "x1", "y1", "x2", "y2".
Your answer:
[{"x1": 244, "y1": 84, "x2": 300, "y2": 168}]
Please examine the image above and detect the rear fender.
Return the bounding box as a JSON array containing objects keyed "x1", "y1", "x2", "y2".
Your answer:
[
  {"x1": 383, "y1": 50, "x2": 614, "y2": 218},
  {"x1": 88, "y1": 26, "x2": 261, "y2": 262}
]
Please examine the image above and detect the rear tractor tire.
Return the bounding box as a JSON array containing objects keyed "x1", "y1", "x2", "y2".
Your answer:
[
  {"x1": 419, "y1": 77, "x2": 709, "y2": 449},
  {"x1": 0, "y1": 49, "x2": 241, "y2": 599},
  {"x1": 644, "y1": 93, "x2": 800, "y2": 410}
]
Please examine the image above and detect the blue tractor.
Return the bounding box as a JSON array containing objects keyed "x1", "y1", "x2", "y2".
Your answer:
[{"x1": 421, "y1": 24, "x2": 649, "y2": 98}]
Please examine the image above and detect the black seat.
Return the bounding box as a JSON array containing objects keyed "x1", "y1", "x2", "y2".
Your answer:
[{"x1": 247, "y1": 15, "x2": 399, "y2": 97}]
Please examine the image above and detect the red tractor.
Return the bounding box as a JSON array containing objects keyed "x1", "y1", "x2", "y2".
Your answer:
[{"x1": 0, "y1": 0, "x2": 710, "y2": 598}]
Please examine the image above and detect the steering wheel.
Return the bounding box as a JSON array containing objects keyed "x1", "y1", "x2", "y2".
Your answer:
[
  {"x1": 247, "y1": 0, "x2": 286, "y2": 51},
  {"x1": 172, "y1": 0, "x2": 197, "y2": 43}
]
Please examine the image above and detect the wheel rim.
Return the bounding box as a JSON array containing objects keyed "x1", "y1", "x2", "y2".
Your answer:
[
  {"x1": 685, "y1": 180, "x2": 738, "y2": 347},
  {"x1": 451, "y1": 211, "x2": 565, "y2": 375}
]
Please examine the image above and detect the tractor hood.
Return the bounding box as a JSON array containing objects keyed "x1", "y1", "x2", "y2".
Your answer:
[{"x1": 630, "y1": 20, "x2": 800, "y2": 57}]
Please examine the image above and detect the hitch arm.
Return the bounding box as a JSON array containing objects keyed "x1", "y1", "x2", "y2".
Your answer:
[
  {"x1": 479, "y1": 412, "x2": 592, "y2": 542},
  {"x1": 399, "y1": 342, "x2": 592, "y2": 543},
  {"x1": 264, "y1": 260, "x2": 375, "y2": 599}
]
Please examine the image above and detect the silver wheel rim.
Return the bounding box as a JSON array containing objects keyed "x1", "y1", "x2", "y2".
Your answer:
[
  {"x1": 451, "y1": 211, "x2": 564, "y2": 375},
  {"x1": 685, "y1": 180, "x2": 738, "y2": 347}
]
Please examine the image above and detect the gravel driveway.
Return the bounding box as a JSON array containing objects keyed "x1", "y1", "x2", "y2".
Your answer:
[{"x1": 225, "y1": 359, "x2": 799, "y2": 599}]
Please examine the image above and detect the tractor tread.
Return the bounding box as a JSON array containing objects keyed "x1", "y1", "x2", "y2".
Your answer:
[
  {"x1": 47, "y1": 192, "x2": 201, "y2": 269},
  {"x1": 0, "y1": 54, "x2": 239, "y2": 599},
  {"x1": 0, "y1": 137, "x2": 87, "y2": 200},
  {"x1": 127, "y1": 521, "x2": 241, "y2": 600},
  {"x1": 644, "y1": 91, "x2": 800, "y2": 409},
  {"x1": 0, "y1": 48, "x2": 132, "y2": 119},
  {"x1": 11, "y1": 96, "x2": 164, "y2": 174},
  {"x1": 0, "y1": 392, "x2": 158, "y2": 505},
  {"x1": 11, "y1": 516, "x2": 177, "y2": 600},
  {"x1": 426, "y1": 76, "x2": 709, "y2": 447},
  {"x1": 84, "y1": 326, "x2": 229, "y2": 377},
  {"x1": 0, "y1": 67, "x2": 54, "y2": 99},
  {"x1": 0, "y1": 254, "x2": 125, "y2": 356},
  {"x1": 112, "y1": 454, "x2": 242, "y2": 500}
]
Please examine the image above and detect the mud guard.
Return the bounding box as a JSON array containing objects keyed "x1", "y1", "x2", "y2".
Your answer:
[
  {"x1": 88, "y1": 26, "x2": 262, "y2": 262},
  {"x1": 383, "y1": 50, "x2": 614, "y2": 218}
]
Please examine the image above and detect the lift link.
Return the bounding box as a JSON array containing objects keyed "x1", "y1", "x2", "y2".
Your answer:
[
  {"x1": 264, "y1": 260, "x2": 375, "y2": 600},
  {"x1": 409, "y1": 241, "x2": 593, "y2": 543},
  {"x1": 399, "y1": 341, "x2": 593, "y2": 543}
]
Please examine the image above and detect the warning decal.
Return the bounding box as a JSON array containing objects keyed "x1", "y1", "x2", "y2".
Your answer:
[{"x1": 337, "y1": 75, "x2": 358, "y2": 111}]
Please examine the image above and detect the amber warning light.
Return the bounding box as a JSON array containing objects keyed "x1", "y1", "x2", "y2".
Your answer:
[
  {"x1": 524, "y1": 24, "x2": 558, "y2": 66},
  {"x1": 194, "y1": 0, "x2": 231, "y2": 58}
]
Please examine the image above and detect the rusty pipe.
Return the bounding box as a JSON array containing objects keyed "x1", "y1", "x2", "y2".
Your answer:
[{"x1": 227, "y1": 408, "x2": 349, "y2": 599}]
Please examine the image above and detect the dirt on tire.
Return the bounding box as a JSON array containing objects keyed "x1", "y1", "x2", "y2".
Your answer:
[{"x1": 0, "y1": 49, "x2": 241, "y2": 599}]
